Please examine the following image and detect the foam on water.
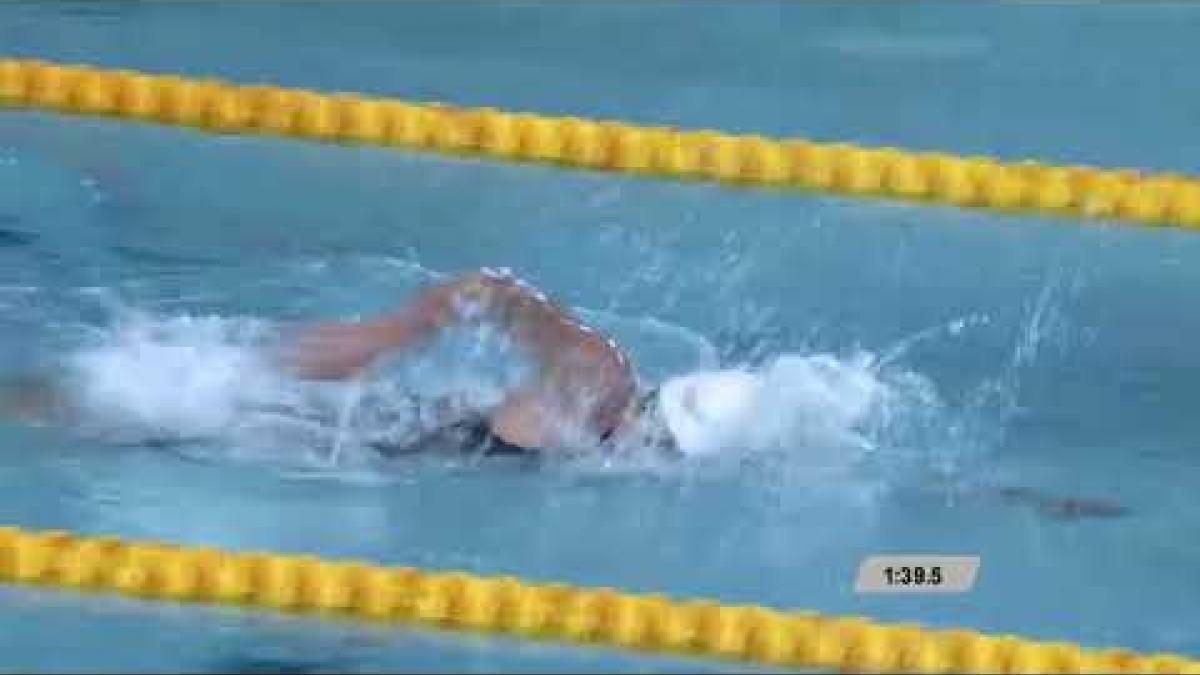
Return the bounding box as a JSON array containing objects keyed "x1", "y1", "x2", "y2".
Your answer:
[{"x1": 65, "y1": 311, "x2": 312, "y2": 450}]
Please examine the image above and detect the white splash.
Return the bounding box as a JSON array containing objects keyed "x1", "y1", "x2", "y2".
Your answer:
[{"x1": 65, "y1": 312, "x2": 297, "y2": 443}]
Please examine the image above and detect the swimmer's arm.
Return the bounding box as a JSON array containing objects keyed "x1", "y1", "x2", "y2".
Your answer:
[
  {"x1": 371, "y1": 269, "x2": 563, "y2": 352},
  {"x1": 288, "y1": 270, "x2": 569, "y2": 380}
]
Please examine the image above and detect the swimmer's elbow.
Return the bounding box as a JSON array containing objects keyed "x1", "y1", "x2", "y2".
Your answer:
[
  {"x1": 441, "y1": 269, "x2": 521, "y2": 320},
  {"x1": 432, "y1": 268, "x2": 557, "y2": 341},
  {"x1": 452, "y1": 268, "x2": 512, "y2": 296}
]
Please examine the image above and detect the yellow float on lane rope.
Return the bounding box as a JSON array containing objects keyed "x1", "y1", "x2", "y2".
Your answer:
[
  {"x1": 3, "y1": 58, "x2": 1200, "y2": 229},
  {"x1": 0, "y1": 526, "x2": 1196, "y2": 673}
]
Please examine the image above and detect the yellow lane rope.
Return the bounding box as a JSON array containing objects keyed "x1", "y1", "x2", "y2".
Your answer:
[
  {"x1": 3, "y1": 58, "x2": 1200, "y2": 229},
  {"x1": 1, "y1": 57, "x2": 1198, "y2": 670},
  {"x1": 0, "y1": 526, "x2": 1195, "y2": 673}
]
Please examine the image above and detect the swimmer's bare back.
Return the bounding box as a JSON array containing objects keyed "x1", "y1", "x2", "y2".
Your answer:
[{"x1": 286, "y1": 269, "x2": 637, "y2": 451}]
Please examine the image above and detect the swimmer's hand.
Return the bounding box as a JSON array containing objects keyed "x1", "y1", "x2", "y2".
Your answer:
[{"x1": 284, "y1": 322, "x2": 389, "y2": 381}]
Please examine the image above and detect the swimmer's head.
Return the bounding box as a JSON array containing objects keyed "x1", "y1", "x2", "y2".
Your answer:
[{"x1": 657, "y1": 369, "x2": 763, "y2": 456}]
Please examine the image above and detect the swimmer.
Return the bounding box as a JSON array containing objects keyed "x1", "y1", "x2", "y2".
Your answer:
[
  {"x1": 0, "y1": 267, "x2": 1136, "y2": 515},
  {"x1": 0, "y1": 265, "x2": 1140, "y2": 517},
  {"x1": 0, "y1": 267, "x2": 765, "y2": 458},
  {"x1": 284, "y1": 267, "x2": 762, "y2": 457}
]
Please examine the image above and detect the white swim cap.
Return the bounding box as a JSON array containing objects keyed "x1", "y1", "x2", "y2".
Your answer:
[{"x1": 659, "y1": 369, "x2": 763, "y2": 456}]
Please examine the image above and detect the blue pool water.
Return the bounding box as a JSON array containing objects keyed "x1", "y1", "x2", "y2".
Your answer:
[{"x1": 3, "y1": 1, "x2": 1200, "y2": 671}]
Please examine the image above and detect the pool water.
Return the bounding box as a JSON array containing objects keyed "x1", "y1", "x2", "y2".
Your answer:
[{"x1": 3, "y1": 1, "x2": 1200, "y2": 671}]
